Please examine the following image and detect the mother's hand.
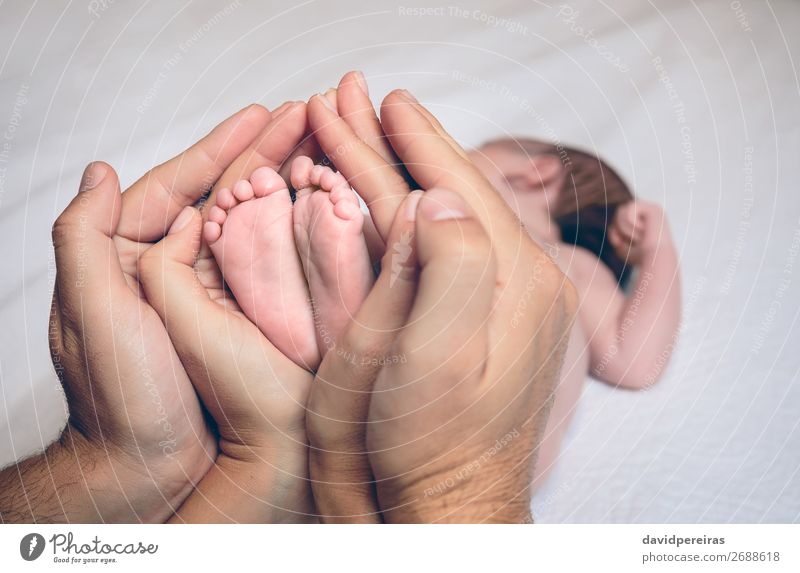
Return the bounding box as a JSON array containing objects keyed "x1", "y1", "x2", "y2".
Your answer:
[
  {"x1": 138, "y1": 103, "x2": 316, "y2": 523},
  {"x1": 0, "y1": 104, "x2": 273, "y2": 523}
]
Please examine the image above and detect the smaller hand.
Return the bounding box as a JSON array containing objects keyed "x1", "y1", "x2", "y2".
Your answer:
[
  {"x1": 608, "y1": 200, "x2": 668, "y2": 266},
  {"x1": 138, "y1": 104, "x2": 316, "y2": 523}
]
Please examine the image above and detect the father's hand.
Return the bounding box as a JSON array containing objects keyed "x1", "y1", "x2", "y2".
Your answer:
[
  {"x1": 0, "y1": 104, "x2": 272, "y2": 522},
  {"x1": 306, "y1": 85, "x2": 577, "y2": 523}
]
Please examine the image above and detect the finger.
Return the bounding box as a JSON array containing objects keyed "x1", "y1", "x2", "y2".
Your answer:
[
  {"x1": 313, "y1": 190, "x2": 421, "y2": 432},
  {"x1": 52, "y1": 162, "x2": 128, "y2": 321},
  {"x1": 614, "y1": 220, "x2": 635, "y2": 244},
  {"x1": 307, "y1": 92, "x2": 410, "y2": 242},
  {"x1": 617, "y1": 203, "x2": 637, "y2": 235},
  {"x1": 51, "y1": 163, "x2": 195, "y2": 446},
  {"x1": 397, "y1": 188, "x2": 495, "y2": 389},
  {"x1": 336, "y1": 72, "x2": 412, "y2": 258},
  {"x1": 337, "y1": 71, "x2": 407, "y2": 176},
  {"x1": 138, "y1": 207, "x2": 228, "y2": 340},
  {"x1": 207, "y1": 101, "x2": 308, "y2": 195},
  {"x1": 607, "y1": 226, "x2": 627, "y2": 253},
  {"x1": 308, "y1": 191, "x2": 422, "y2": 523},
  {"x1": 119, "y1": 104, "x2": 272, "y2": 242},
  {"x1": 278, "y1": 133, "x2": 324, "y2": 185},
  {"x1": 140, "y1": 208, "x2": 308, "y2": 454},
  {"x1": 278, "y1": 99, "x2": 327, "y2": 183},
  {"x1": 633, "y1": 211, "x2": 647, "y2": 242},
  {"x1": 137, "y1": 209, "x2": 231, "y2": 430},
  {"x1": 391, "y1": 89, "x2": 472, "y2": 162},
  {"x1": 379, "y1": 90, "x2": 520, "y2": 245}
]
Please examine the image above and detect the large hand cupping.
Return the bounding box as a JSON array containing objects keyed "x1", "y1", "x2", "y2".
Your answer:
[
  {"x1": 0, "y1": 104, "x2": 272, "y2": 523},
  {"x1": 305, "y1": 78, "x2": 578, "y2": 523}
]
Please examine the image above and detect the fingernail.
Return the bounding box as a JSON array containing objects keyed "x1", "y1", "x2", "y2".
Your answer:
[
  {"x1": 405, "y1": 190, "x2": 423, "y2": 221},
  {"x1": 170, "y1": 206, "x2": 195, "y2": 234},
  {"x1": 317, "y1": 92, "x2": 336, "y2": 113},
  {"x1": 418, "y1": 188, "x2": 468, "y2": 221},
  {"x1": 81, "y1": 162, "x2": 108, "y2": 191},
  {"x1": 271, "y1": 101, "x2": 292, "y2": 117},
  {"x1": 354, "y1": 71, "x2": 369, "y2": 96},
  {"x1": 400, "y1": 89, "x2": 418, "y2": 104}
]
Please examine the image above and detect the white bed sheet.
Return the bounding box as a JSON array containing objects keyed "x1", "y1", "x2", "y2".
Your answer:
[{"x1": 0, "y1": 0, "x2": 798, "y2": 522}]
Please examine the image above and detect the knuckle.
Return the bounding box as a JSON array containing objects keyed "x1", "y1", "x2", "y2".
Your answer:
[
  {"x1": 51, "y1": 211, "x2": 79, "y2": 247},
  {"x1": 136, "y1": 245, "x2": 163, "y2": 283},
  {"x1": 338, "y1": 326, "x2": 396, "y2": 371},
  {"x1": 393, "y1": 333, "x2": 452, "y2": 378},
  {"x1": 440, "y1": 228, "x2": 494, "y2": 273}
]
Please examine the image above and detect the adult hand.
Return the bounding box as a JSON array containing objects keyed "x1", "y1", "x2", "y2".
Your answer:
[
  {"x1": 138, "y1": 104, "x2": 316, "y2": 523},
  {"x1": 302, "y1": 72, "x2": 416, "y2": 521},
  {"x1": 0, "y1": 104, "x2": 273, "y2": 523},
  {"x1": 305, "y1": 81, "x2": 577, "y2": 523}
]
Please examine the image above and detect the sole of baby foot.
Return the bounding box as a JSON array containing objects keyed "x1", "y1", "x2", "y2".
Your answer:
[
  {"x1": 204, "y1": 166, "x2": 320, "y2": 370},
  {"x1": 291, "y1": 158, "x2": 374, "y2": 356}
]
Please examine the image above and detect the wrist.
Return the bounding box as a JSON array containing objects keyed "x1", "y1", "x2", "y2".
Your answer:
[
  {"x1": 638, "y1": 237, "x2": 677, "y2": 267},
  {"x1": 380, "y1": 474, "x2": 533, "y2": 523},
  {"x1": 309, "y1": 451, "x2": 382, "y2": 523},
  {"x1": 0, "y1": 425, "x2": 191, "y2": 523},
  {"x1": 377, "y1": 444, "x2": 535, "y2": 524},
  {"x1": 213, "y1": 434, "x2": 314, "y2": 522},
  {"x1": 74, "y1": 427, "x2": 202, "y2": 523}
]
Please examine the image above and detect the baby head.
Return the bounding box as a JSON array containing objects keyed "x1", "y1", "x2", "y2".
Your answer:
[{"x1": 468, "y1": 137, "x2": 634, "y2": 285}]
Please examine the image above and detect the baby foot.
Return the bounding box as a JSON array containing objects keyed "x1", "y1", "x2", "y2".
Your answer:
[
  {"x1": 291, "y1": 156, "x2": 374, "y2": 356},
  {"x1": 204, "y1": 166, "x2": 320, "y2": 369}
]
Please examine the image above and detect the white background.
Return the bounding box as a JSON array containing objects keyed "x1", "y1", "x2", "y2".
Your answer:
[{"x1": 0, "y1": 0, "x2": 798, "y2": 523}]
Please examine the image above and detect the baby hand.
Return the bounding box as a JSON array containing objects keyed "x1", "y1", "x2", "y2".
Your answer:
[{"x1": 608, "y1": 200, "x2": 668, "y2": 266}]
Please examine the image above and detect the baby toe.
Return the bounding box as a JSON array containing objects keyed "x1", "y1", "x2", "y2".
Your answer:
[
  {"x1": 233, "y1": 179, "x2": 254, "y2": 201},
  {"x1": 216, "y1": 187, "x2": 236, "y2": 210},
  {"x1": 203, "y1": 221, "x2": 222, "y2": 244},
  {"x1": 290, "y1": 156, "x2": 314, "y2": 191},
  {"x1": 333, "y1": 198, "x2": 362, "y2": 222},
  {"x1": 251, "y1": 166, "x2": 287, "y2": 197},
  {"x1": 208, "y1": 205, "x2": 227, "y2": 225},
  {"x1": 330, "y1": 183, "x2": 357, "y2": 205},
  {"x1": 310, "y1": 164, "x2": 327, "y2": 186},
  {"x1": 320, "y1": 168, "x2": 344, "y2": 191}
]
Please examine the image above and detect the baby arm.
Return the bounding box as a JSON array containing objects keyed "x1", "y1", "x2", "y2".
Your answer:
[{"x1": 581, "y1": 201, "x2": 681, "y2": 389}]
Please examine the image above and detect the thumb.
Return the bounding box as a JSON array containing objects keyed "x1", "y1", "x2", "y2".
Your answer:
[
  {"x1": 307, "y1": 191, "x2": 422, "y2": 523},
  {"x1": 397, "y1": 188, "x2": 496, "y2": 387},
  {"x1": 53, "y1": 162, "x2": 122, "y2": 285},
  {"x1": 311, "y1": 190, "x2": 422, "y2": 437},
  {"x1": 52, "y1": 162, "x2": 132, "y2": 330},
  {"x1": 139, "y1": 206, "x2": 227, "y2": 337}
]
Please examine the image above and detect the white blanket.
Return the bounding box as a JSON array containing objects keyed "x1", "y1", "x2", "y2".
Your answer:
[{"x1": 1, "y1": 0, "x2": 798, "y2": 522}]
